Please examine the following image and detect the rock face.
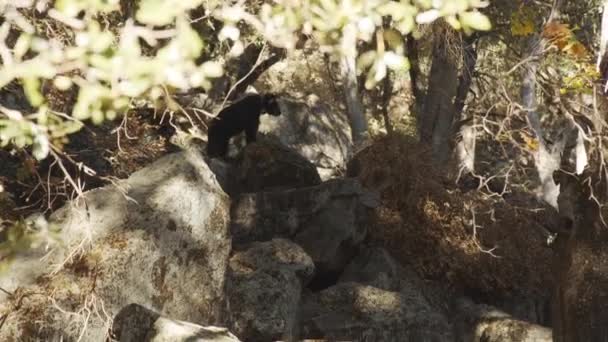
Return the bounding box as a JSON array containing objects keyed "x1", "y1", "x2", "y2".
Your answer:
[
  {"x1": 113, "y1": 304, "x2": 242, "y2": 342},
  {"x1": 230, "y1": 178, "x2": 378, "y2": 280},
  {"x1": 236, "y1": 139, "x2": 322, "y2": 193},
  {"x1": 205, "y1": 137, "x2": 321, "y2": 196},
  {"x1": 231, "y1": 178, "x2": 377, "y2": 244},
  {"x1": 300, "y1": 282, "x2": 453, "y2": 342},
  {"x1": 259, "y1": 94, "x2": 351, "y2": 180},
  {"x1": 338, "y1": 247, "x2": 401, "y2": 292},
  {"x1": 453, "y1": 298, "x2": 552, "y2": 342},
  {"x1": 226, "y1": 239, "x2": 314, "y2": 341},
  {"x1": 0, "y1": 150, "x2": 232, "y2": 341}
]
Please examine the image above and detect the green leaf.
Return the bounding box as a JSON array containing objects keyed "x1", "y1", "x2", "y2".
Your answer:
[
  {"x1": 201, "y1": 61, "x2": 224, "y2": 78},
  {"x1": 356, "y1": 50, "x2": 377, "y2": 73},
  {"x1": 13, "y1": 34, "x2": 32, "y2": 61},
  {"x1": 23, "y1": 77, "x2": 44, "y2": 107},
  {"x1": 459, "y1": 11, "x2": 491, "y2": 31},
  {"x1": 53, "y1": 76, "x2": 73, "y2": 91},
  {"x1": 137, "y1": 0, "x2": 177, "y2": 26},
  {"x1": 383, "y1": 52, "x2": 410, "y2": 71},
  {"x1": 444, "y1": 15, "x2": 462, "y2": 30},
  {"x1": 32, "y1": 133, "x2": 50, "y2": 160},
  {"x1": 416, "y1": 9, "x2": 440, "y2": 24},
  {"x1": 176, "y1": 18, "x2": 203, "y2": 59}
]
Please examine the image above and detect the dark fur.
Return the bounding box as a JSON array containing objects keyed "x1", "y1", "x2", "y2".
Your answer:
[{"x1": 206, "y1": 93, "x2": 281, "y2": 158}]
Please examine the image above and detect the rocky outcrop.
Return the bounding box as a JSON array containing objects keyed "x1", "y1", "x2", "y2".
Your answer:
[
  {"x1": 453, "y1": 298, "x2": 552, "y2": 342},
  {"x1": 300, "y1": 282, "x2": 453, "y2": 341},
  {"x1": 254, "y1": 43, "x2": 355, "y2": 181},
  {"x1": 1, "y1": 138, "x2": 559, "y2": 342},
  {"x1": 236, "y1": 139, "x2": 322, "y2": 193},
  {"x1": 113, "y1": 304, "x2": 241, "y2": 342},
  {"x1": 206, "y1": 136, "x2": 321, "y2": 196},
  {"x1": 338, "y1": 247, "x2": 401, "y2": 292},
  {"x1": 230, "y1": 178, "x2": 379, "y2": 282},
  {"x1": 259, "y1": 93, "x2": 351, "y2": 180},
  {"x1": 0, "y1": 150, "x2": 232, "y2": 340},
  {"x1": 231, "y1": 178, "x2": 378, "y2": 244},
  {"x1": 226, "y1": 239, "x2": 314, "y2": 341}
]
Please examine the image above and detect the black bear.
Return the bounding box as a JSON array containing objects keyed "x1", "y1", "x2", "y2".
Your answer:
[{"x1": 206, "y1": 93, "x2": 281, "y2": 158}]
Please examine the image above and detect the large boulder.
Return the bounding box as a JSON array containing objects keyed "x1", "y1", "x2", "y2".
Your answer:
[
  {"x1": 0, "y1": 150, "x2": 232, "y2": 341},
  {"x1": 206, "y1": 139, "x2": 321, "y2": 196},
  {"x1": 338, "y1": 247, "x2": 401, "y2": 292},
  {"x1": 230, "y1": 178, "x2": 379, "y2": 276},
  {"x1": 299, "y1": 282, "x2": 453, "y2": 341},
  {"x1": 259, "y1": 93, "x2": 352, "y2": 180},
  {"x1": 112, "y1": 304, "x2": 241, "y2": 342},
  {"x1": 226, "y1": 239, "x2": 314, "y2": 341},
  {"x1": 230, "y1": 178, "x2": 376, "y2": 243},
  {"x1": 452, "y1": 298, "x2": 552, "y2": 342},
  {"x1": 236, "y1": 139, "x2": 322, "y2": 193}
]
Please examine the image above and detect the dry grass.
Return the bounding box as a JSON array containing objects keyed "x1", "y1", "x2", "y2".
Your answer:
[{"x1": 355, "y1": 134, "x2": 553, "y2": 298}]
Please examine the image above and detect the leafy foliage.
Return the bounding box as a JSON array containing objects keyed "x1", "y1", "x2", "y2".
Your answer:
[
  {"x1": 0, "y1": 215, "x2": 61, "y2": 273},
  {"x1": 510, "y1": 5, "x2": 536, "y2": 36},
  {"x1": 542, "y1": 21, "x2": 597, "y2": 95},
  {"x1": 0, "y1": 0, "x2": 491, "y2": 161}
]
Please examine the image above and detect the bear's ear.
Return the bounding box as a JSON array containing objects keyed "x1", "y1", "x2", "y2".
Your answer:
[{"x1": 263, "y1": 94, "x2": 281, "y2": 116}]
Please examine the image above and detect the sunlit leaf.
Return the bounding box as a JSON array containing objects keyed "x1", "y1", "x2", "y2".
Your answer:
[
  {"x1": 137, "y1": 0, "x2": 178, "y2": 26},
  {"x1": 356, "y1": 50, "x2": 377, "y2": 72},
  {"x1": 383, "y1": 52, "x2": 409, "y2": 70},
  {"x1": 459, "y1": 11, "x2": 491, "y2": 31},
  {"x1": 201, "y1": 61, "x2": 224, "y2": 78},
  {"x1": 510, "y1": 7, "x2": 535, "y2": 36},
  {"x1": 416, "y1": 9, "x2": 440, "y2": 24},
  {"x1": 23, "y1": 77, "x2": 44, "y2": 107},
  {"x1": 13, "y1": 33, "x2": 31, "y2": 61},
  {"x1": 32, "y1": 132, "x2": 50, "y2": 160},
  {"x1": 53, "y1": 76, "x2": 73, "y2": 91}
]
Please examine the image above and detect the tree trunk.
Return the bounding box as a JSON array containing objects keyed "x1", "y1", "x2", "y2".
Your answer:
[
  {"x1": 520, "y1": 33, "x2": 563, "y2": 208},
  {"x1": 341, "y1": 23, "x2": 369, "y2": 149},
  {"x1": 454, "y1": 34, "x2": 480, "y2": 174},
  {"x1": 454, "y1": 34, "x2": 479, "y2": 118},
  {"x1": 598, "y1": 0, "x2": 608, "y2": 93},
  {"x1": 381, "y1": 70, "x2": 394, "y2": 135},
  {"x1": 419, "y1": 29, "x2": 459, "y2": 165},
  {"x1": 406, "y1": 34, "x2": 424, "y2": 118},
  {"x1": 552, "y1": 171, "x2": 608, "y2": 342},
  {"x1": 552, "y1": 1, "x2": 608, "y2": 338}
]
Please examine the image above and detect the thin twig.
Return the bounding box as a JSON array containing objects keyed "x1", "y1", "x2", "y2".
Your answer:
[
  {"x1": 469, "y1": 208, "x2": 501, "y2": 258},
  {"x1": 218, "y1": 44, "x2": 268, "y2": 115}
]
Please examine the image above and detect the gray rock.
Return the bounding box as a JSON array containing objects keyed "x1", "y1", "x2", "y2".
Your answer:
[
  {"x1": 338, "y1": 247, "x2": 400, "y2": 291},
  {"x1": 226, "y1": 239, "x2": 313, "y2": 341},
  {"x1": 231, "y1": 178, "x2": 375, "y2": 244},
  {"x1": 488, "y1": 293, "x2": 550, "y2": 326},
  {"x1": 113, "y1": 304, "x2": 241, "y2": 342},
  {"x1": 0, "y1": 150, "x2": 232, "y2": 341},
  {"x1": 300, "y1": 282, "x2": 453, "y2": 342},
  {"x1": 207, "y1": 157, "x2": 238, "y2": 196},
  {"x1": 452, "y1": 297, "x2": 552, "y2": 342},
  {"x1": 229, "y1": 238, "x2": 315, "y2": 283},
  {"x1": 293, "y1": 195, "x2": 366, "y2": 275},
  {"x1": 260, "y1": 65, "x2": 352, "y2": 180},
  {"x1": 230, "y1": 178, "x2": 376, "y2": 276},
  {"x1": 236, "y1": 139, "x2": 322, "y2": 193}
]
